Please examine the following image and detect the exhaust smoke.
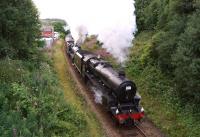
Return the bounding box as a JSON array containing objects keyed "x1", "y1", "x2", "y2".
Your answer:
[
  {"x1": 68, "y1": 0, "x2": 137, "y2": 62},
  {"x1": 33, "y1": 0, "x2": 137, "y2": 62},
  {"x1": 75, "y1": 25, "x2": 88, "y2": 46},
  {"x1": 90, "y1": 86, "x2": 103, "y2": 104}
]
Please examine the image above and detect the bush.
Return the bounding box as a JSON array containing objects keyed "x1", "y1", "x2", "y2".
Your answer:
[
  {"x1": 172, "y1": 10, "x2": 200, "y2": 105},
  {"x1": 0, "y1": 0, "x2": 40, "y2": 59},
  {"x1": 126, "y1": 32, "x2": 200, "y2": 136},
  {"x1": 0, "y1": 59, "x2": 87, "y2": 136},
  {"x1": 135, "y1": 0, "x2": 200, "y2": 110}
]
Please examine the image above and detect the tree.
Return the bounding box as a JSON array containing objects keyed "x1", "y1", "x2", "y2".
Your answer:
[
  {"x1": 173, "y1": 10, "x2": 200, "y2": 104},
  {"x1": 0, "y1": 0, "x2": 40, "y2": 59},
  {"x1": 135, "y1": 0, "x2": 200, "y2": 108},
  {"x1": 53, "y1": 22, "x2": 66, "y2": 34}
]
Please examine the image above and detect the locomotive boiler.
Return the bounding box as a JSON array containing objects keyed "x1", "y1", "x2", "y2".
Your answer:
[{"x1": 65, "y1": 36, "x2": 144, "y2": 124}]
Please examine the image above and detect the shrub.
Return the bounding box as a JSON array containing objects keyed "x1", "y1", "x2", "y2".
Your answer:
[{"x1": 0, "y1": 59, "x2": 87, "y2": 136}]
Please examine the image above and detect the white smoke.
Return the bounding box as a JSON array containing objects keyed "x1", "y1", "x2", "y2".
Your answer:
[
  {"x1": 33, "y1": 0, "x2": 137, "y2": 62},
  {"x1": 91, "y1": 86, "x2": 103, "y2": 104},
  {"x1": 75, "y1": 25, "x2": 88, "y2": 46},
  {"x1": 67, "y1": 0, "x2": 137, "y2": 62}
]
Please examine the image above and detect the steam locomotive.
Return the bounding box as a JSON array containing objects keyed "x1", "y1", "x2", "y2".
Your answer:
[{"x1": 65, "y1": 35, "x2": 144, "y2": 124}]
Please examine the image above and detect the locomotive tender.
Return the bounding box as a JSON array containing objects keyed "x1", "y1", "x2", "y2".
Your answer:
[{"x1": 65, "y1": 35, "x2": 144, "y2": 124}]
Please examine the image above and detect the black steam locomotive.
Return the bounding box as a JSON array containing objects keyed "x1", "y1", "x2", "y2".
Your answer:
[{"x1": 65, "y1": 35, "x2": 144, "y2": 124}]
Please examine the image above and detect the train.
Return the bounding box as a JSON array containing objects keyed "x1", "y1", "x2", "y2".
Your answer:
[{"x1": 65, "y1": 35, "x2": 144, "y2": 125}]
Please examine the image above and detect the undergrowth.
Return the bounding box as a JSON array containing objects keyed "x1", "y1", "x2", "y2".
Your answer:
[
  {"x1": 126, "y1": 31, "x2": 200, "y2": 137},
  {"x1": 0, "y1": 46, "x2": 88, "y2": 136}
]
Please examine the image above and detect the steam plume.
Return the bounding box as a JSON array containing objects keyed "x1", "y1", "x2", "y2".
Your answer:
[
  {"x1": 33, "y1": 0, "x2": 137, "y2": 62},
  {"x1": 68, "y1": 0, "x2": 137, "y2": 62},
  {"x1": 75, "y1": 25, "x2": 88, "y2": 46}
]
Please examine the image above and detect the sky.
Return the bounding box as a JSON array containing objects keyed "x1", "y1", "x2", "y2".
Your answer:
[{"x1": 33, "y1": 0, "x2": 137, "y2": 62}]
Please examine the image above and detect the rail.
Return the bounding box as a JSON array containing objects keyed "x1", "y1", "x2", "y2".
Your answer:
[{"x1": 135, "y1": 125, "x2": 148, "y2": 137}]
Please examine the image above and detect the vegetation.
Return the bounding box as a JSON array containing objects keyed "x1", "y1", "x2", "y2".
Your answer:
[
  {"x1": 0, "y1": 1, "x2": 103, "y2": 136},
  {"x1": 52, "y1": 22, "x2": 68, "y2": 39},
  {"x1": 40, "y1": 18, "x2": 67, "y2": 26},
  {"x1": 125, "y1": 0, "x2": 200, "y2": 136},
  {"x1": 53, "y1": 22, "x2": 66, "y2": 34},
  {"x1": 0, "y1": 0, "x2": 41, "y2": 59},
  {"x1": 41, "y1": 18, "x2": 70, "y2": 38},
  {"x1": 53, "y1": 41, "x2": 104, "y2": 137},
  {"x1": 126, "y1": 32, "x2": 200, "y2": 137},
  {"x1": 0, "y1": 58, "x2": 88, "y2": 136},
  {"x1": 134, "y1": 0, "x2": 200, "y2": 107}
]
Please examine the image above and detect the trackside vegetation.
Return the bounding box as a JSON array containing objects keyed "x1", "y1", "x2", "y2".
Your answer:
[
  {"x1": 126, "y1": 32, "x2": 200, "y2": 137},
  {"x1": 0, "y1": 0, "x2": 103, "y2": 136},
  {"x1": 53, "y1": 41, "x2": 104, "y2": 137},
  {"x1": 125, "y1": 0, "x2": 200, "y2": 136},
  {"x1": 0, "y1": 58, "x2": 88, "y2": 136}
]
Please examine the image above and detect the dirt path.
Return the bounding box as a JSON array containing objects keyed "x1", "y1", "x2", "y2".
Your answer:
[{"x1": 56, "y1": 40, "x2": 166, "y2": 137}]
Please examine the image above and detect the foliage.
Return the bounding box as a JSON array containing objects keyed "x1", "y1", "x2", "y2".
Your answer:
[
  {"x1": 0, "y1": 59, "x2": 87, "y2": 137},
  {"x1": 53, "y1": 22, "x2": 66, "y2": 34},
  {"x1": 41, "y1": 19, "x2": 69, "y2": 39},
  {"x1": 0, "y1": 1, "x2": 91, "y2": 136},
  {"x1": 126, "y1": 32, "x2": 200, "y2": 137},
  {"x1": 40, "y1": 19, "x2": 67, "y2": 26},
  {"x1": 135, "y1": 0, "x2": 200, "y2": 109},
  {"x1": 133, "y1": 0, "x2": 200, "y2": 136},
  {"x1": 0, "y1": 0, "x2": 40, "y2": 59},
  {"x1": 59, "y1": 32, "x2": 66, "y2": 39},
  {"x1": 52, "y1": 21, "x2": 69, "y2": 39},
  {"x1": 173, "y1": 10, "x2": 200, "y2": 105}
]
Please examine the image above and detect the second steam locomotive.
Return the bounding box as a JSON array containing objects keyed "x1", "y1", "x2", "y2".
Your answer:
[{"x1": 65, "y1": 35, "x2": 144, "y2": 124}]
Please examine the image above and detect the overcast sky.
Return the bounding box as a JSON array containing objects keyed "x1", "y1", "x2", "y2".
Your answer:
[
  {"x1": 32, "y1": 0, "x2": 135, "y2": 32},
  {"x1": 33, "y1": 0, "x2": 136, "y2": 62}
]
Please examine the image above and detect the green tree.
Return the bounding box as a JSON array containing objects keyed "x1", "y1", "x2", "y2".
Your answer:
[
  {"x1": 53, "y1": 22, "x2": 66, "y2": 34},
  {"x1": 135, "y1": 0, "x2": 200, "y2": 108},
  {"x1": 52, "y1": 22, "x2": 69, "y2": 39},
  {"x1": 0, "y1": 0, "x2": 40, "y2": 59},
  {"x1": 173, "y1": 10, "x2": 200, "y2": 105}
]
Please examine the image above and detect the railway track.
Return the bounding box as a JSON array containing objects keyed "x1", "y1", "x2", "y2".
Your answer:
[
  {"x1": 135, "y1": 125, "x2": 148, "y2": 137},
  {"x1": 118, "y1": 124, "x2": 148, "y2": 137},
  {"x1": 62, "y1": 43, "x2": 164, "y2": 137}
]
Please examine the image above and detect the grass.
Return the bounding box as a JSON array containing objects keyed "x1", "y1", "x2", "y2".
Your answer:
[{"x1": 52, "y1": 40, "x2": 105, "y2": 137}]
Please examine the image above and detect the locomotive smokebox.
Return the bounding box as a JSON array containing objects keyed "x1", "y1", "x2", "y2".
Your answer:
[
  {"x1": 118, "y1": 70, "x2": 126, "y2": 77},
  {"x1": 117, "y1": 81, "x2": 136, "y2": 102}
]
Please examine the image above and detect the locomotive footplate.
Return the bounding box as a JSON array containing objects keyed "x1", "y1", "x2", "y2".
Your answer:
[{"x1": 111, "y1": 103, "x2": 144, "y2": 124}]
